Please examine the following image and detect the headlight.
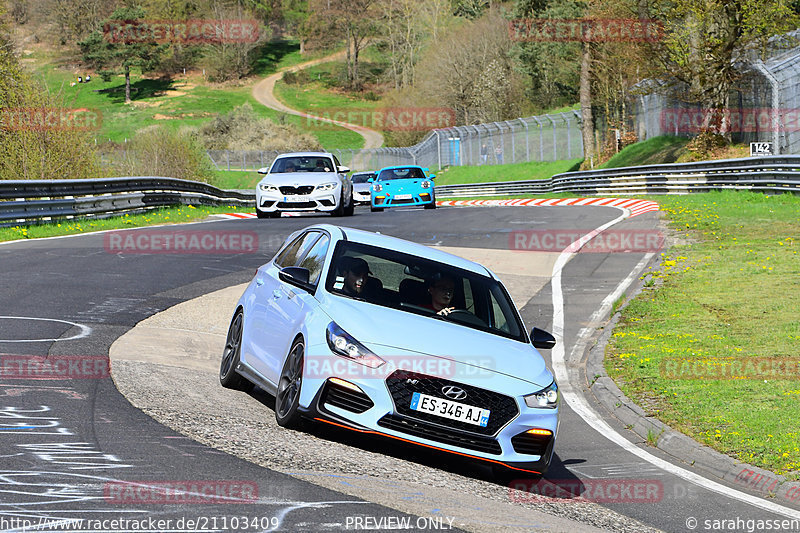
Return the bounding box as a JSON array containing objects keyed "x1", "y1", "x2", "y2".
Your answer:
[
  {"x1": 326, "y1": 322, "x2": 385, "y2": 368},
  {"x1": 421, "y1": 180, "x2": 430, "y2": 189},
  {"x1": 373, "y1": 183, "x2": 382, "y2": 192},
  {"x1": 316, "y1": 182, "x2": 338, "y2": 191},
  {"x1": 524, "y1": 381, "x2": 558, "y2": 409},
  {"x1": 259, "y1": 183, "x2": 278, "y2": 192}
]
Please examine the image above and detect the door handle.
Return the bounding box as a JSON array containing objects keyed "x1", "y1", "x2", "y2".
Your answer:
[
  {"x1": 255, "y1": 278, "x2": 264, "y2": 287},
  {"x1": 272, "y1": 289, "x2": 283, "y2": 299}
]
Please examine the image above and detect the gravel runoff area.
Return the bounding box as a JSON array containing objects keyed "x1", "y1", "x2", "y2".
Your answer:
[{"x1": 110, "y1": 285, "x2": 662, "y2": 533}]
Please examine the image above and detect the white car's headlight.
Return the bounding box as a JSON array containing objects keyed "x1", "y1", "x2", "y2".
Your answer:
[
  {"x1": 524, "y1": 381, "x2": 558, "y2": 409},
  {"x1": 326, "y1": 322, "x2": 385, "y2": 368},
  {"x1": 316, "y1": 182, "x2": 338, "y2": 191},
  {"x1": 421, "y1": 180, "x2": 430, "y2": 189},
  {"x1": 259, "y1": 183, "x2": 278, "y2": 192},
  {"x1": 373, "y1": 183, "x2": 382, "y2": 192}
]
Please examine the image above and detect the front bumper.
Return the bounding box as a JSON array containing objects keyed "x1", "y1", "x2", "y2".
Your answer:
[
  {"x1": 353, "y1": 191, "x2": 371, "y2": 205},
  {"x1": 257, "y1": 189, "x2": 340, "y2": 212},
  {"x1": 372, "y1": 191, "x2": 433, "y2": 209},
  {"x1": 297, "y1": 350, "x2": 558, "y2": 475}
]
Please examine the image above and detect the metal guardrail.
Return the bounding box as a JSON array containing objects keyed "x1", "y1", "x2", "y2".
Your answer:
[
  {"x1": 0, "y1": 177, "x2": 254, "y2": 227},
  {"x1": 2, "y1": 156, "x2": 798, "y2": 226},
  {"x1": 435, "y1": 155, "x2": 800, "y2": 198}
]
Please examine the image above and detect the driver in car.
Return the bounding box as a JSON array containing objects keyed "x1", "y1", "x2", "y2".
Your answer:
[{"x1": 425, "y1": 273, "x2": 457, "y2": 316}]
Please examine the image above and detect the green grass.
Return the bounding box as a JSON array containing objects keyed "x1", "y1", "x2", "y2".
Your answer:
[
  {"x1": 432, "y1": 159, "x2": 583, "y2": 185},
  {"x1": 211, "y1": 170, "x2": 261, "y2": 189},
  {"x1": 605, "y1": 191, "x2": 800, "y2": 476},
  {"x1": 599, "y1": 135, "x2": 689, "y2": 169},
  {"x1": 23, "y1": 44, "x2": 360, "y2": 149},
  {"x1": 0, "y1": 205, "x2": 249, "y2": 242}
]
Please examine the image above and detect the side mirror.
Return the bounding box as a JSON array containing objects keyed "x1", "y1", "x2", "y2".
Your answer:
[
  {"x1": 257, "y1": 167, "x2": 269, "y2": 175},
  {"x1": 367, "y1": 178, "x2": 374, "y2": 183},
  {"x1": 531, "y1": 327, "x2": 556, "y2": 349},
  {"x1": 429, "y1": 174, "x2": 436, "y2": 180},
  {"x1": 279, "y1": 266, "x2": 313, "y2": 292},
  {"x1": 338, "y1": 166, "x2": 350, "y2": 173}
]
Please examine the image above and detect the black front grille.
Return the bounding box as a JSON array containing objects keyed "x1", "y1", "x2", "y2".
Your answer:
[
  {"x1": 277, "y1": 201, "x2": 316, "y2": 208},
  {"x1": 389, "y1": 198, "x2": 414, "y2": 204},
  {"x1": 378, "y1": 414, "x2": 502, "y2": 455},
  {"x1": 279, "y1": 186, "x2": 314, "y2": 195},
  {"x1": 511, "y1": 431, "x2": 553, "y2": 456},
  {"x1": 385, "y1": 370, "x2": 518, "y2": 436},
  {"x1": 321, "y1": 381, "x2": 374, "y2": 414}
]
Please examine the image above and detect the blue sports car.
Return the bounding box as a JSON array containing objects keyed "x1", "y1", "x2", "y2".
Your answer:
[
  {"x1": 370, "y1": 165, "x2": 436, "y2": 212},
  {"x1": 220, "y1": 224, "x2": 559, "y2": 477}
]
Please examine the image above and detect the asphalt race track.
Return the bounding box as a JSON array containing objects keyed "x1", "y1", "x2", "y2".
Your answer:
[{"x1": 1, "y1": 204, "x2": 799, "y2": 533}]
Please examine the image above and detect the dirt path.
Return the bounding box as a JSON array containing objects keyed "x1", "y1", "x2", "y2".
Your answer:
[{"x1": 252, "y1": 51, "x2": 384, "y2": 150}]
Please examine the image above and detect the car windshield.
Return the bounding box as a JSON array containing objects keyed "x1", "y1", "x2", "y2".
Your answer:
[
  {"x1": 377, "y1": 167, "x2": 426, "y2": 181},
  {"x1": 271, "y1": 156, "x2": 334, "y2": 173},
  {"x1": 351, "y1": 172, "x2": 376, "y2": 184},
  {"x1": 325, "y1": 241, "x2": 526, "y2": 342}
]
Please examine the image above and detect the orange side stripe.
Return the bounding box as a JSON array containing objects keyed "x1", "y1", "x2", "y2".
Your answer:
[{"x1": 312, "y1": 417, "x2": 543, "y2": 475}]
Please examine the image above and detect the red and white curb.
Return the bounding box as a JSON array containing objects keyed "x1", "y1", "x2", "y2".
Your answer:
[
  {"x1": 438, "y1": 197, "x2": 659, "y2": 217},
  {"x1": 215, "y1": 212, "x2": 302, "y2": 219},
  {"x1": 217, "y1": 197, "x2": 659, "y2": 220}
]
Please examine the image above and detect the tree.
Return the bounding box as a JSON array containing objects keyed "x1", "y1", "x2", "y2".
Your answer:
[
  {"x1": 308, "y1": 0, "x2": 379, "y2": 90},
  {"x1": 78, "y1": 7, "x2": 166, "y2": 104},
  {"x1": 642, "y1": 0, "x2": 798, "y2": 133},
  {"x1": 414, "y1": 11, "x2": 524, "y2": 124}
]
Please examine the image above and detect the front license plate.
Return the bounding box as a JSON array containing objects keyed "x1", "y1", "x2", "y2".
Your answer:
[
  {"x1": 394, "y1": 194, "x2": 412, "y2": 200},
  {"x1": 283, "y1": 195, "x2": 307, "y2": 203},
  {"x1": 410, "y1": 392, "x2": 490, "y2": 427}
]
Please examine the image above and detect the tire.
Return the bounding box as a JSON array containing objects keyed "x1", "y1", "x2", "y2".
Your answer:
[
  {"x1": 275, "y1": 337, "x2": 304, "y2": 428},
  {"x1": 268, "y1": 211, "x2": 281, "y2": 219},
  {"x1": 344, "y1": 194, "x2": 355, "y2": 216},
  {"x1": 331, "y1": 192, "x2": 345, "y2": 217},
  {"x1": 256, "y1": 209, "x2": 269, "y2": 219},
  {"x1": 370, "y1": 205, "x2": 384, "y2": 212},
  {"x1": 219, "y1": 310, "x2": 254, "y2": 393},
  {"x1": 424, "y1": 192, "x2": 436, "y2": 209}
]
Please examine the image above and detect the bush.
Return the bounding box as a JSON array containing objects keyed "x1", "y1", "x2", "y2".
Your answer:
[
  {"x1": 117, "y1": 126, "x2": 215, "y2": 184},
  {"x1": 198, "y1": 103, "x2": 322, "y2": 152}
]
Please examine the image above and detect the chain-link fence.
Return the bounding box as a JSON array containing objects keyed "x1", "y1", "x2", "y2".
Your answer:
[
  {"x1": 205, "y1": 150, "x2": 282, "y2": 171},
  {"x1": 629, "y1": 32, "x2": 800, "y2": 155},
  {"x1": 207, "y1": 111, "x2": 585, "y2": 172}
]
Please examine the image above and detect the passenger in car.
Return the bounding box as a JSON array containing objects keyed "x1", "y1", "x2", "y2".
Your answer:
[
  {"x1": 339, "y1": 257, "x2": 381, "y2": 299},
  {"x1": 425, "y1": 273, "x2": 457, "y2": 316}
]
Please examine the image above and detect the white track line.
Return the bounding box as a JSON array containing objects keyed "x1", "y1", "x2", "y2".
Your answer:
[{"x1": 550, "y1": 208, "x2": 800, "y2": 519}]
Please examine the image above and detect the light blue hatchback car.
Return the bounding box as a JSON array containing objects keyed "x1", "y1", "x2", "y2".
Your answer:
[
  {"x1": 370, "y1": 165, "x2": 436, "y2": 212},
  {"x1": 220, "y1": 224, "x2": 560, "y2": 478}
]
